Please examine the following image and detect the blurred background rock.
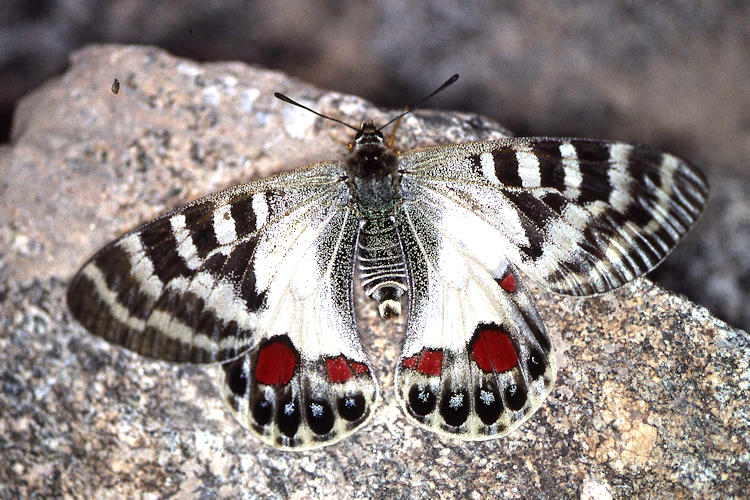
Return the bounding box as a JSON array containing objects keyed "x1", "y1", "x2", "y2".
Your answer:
[{"x1": 2, "y1": 0, "x2": 748, "y2": 331}]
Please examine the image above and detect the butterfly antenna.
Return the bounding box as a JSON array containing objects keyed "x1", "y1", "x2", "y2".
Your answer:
[
  {"x1": 378, "y1": 74, "x2": 459, "y2": 131},
  {"x1": 274, "y1": 92, "x2": 359, "y2": 132}
]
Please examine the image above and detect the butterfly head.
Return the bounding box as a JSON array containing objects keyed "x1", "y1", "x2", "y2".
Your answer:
[
  {"x1": 274, "y1": 75, "x2": 460, "y2": 213},
  {"x1": 352, "y1": 121, "x2": 384, "y2": 147}
]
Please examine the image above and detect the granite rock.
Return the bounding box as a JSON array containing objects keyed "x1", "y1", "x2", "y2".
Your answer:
[{"x1": 0, "y1": 45, "x2": 747, "y2": 499}]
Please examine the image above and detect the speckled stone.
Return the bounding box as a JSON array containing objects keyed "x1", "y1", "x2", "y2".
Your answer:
[{"x1": 0, "y1": 45, "x2": 747, "y2": 499}]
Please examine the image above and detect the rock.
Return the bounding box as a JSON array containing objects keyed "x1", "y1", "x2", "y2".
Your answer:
[{"x1": 0, "y1": 45, "x2": 747, "y2": 498}]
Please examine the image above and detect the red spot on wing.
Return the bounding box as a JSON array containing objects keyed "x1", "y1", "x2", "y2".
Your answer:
[
  {"x1": 417, "y1": 349, "x2": 443, "y2": 376},
  {"x1": 402, "y1": 349, "x2": 444, "y2": 376},
  {"x1": 325, "y1": 356, "x2": 353, "y2": 383},
  {"x1": 325, "y1": 357, "x2": 370, "y2": 383},
  {"x1": 350, "y1": 361, "x2": 370, "y2": 375},
  {"x1": 402, "y1": 355, "x2": 418, "y2": 369},
  {"x1": 499, "y1": 273, "x2": 516, "y2": 293},
  {"x1": 471, "y1": 325, "x2": 518, "y2": 373},
  {"x1": 254, "y1": 337, "x2": 299, "y2": 386}
]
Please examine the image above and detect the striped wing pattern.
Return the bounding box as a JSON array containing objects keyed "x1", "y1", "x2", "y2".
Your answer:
[
  {"x1": 68, "y1": 163, "x2": 378, "y2": 449},
  {"x1": 392, "y1": 138, "x2": 707, "y2": 439},
  {"x1": 400, "y1": 138, "x2": 708, "y2": 295},
  {"x1": 68, "y1": 130, "x2": 708, "y2": 449}
]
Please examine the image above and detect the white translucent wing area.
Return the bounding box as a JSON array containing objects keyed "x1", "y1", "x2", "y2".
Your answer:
[
  {"x1": 399, "y1": 138, "x2": 708, "y2": 296},
  {"x1": 218, "y1": 203, "x2": 377, "y2": 450},
  {"x1": 395, "y1": 203, "x2": 556, "y2": 439}
]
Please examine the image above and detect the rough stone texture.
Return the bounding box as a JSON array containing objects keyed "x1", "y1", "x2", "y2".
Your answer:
[{"x1": 1, "y1": 46, "x2": 747, "y2": 499}]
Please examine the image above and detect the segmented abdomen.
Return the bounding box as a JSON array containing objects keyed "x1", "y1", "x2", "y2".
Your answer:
[{"x1": 357, "y1": 217, "x2": 407, "y2": 315}]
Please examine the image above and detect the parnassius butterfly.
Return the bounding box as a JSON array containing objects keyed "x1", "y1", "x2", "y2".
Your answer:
[{"x1": 67, "y1": 75, "x2": 708, "y2": 450}]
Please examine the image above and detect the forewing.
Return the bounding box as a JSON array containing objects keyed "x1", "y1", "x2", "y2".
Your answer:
[
  {"x1": 398, "y1": 138, "x2": 708, "y2": 295},
  {"x1": 394, "y1": 203, "x2": 556, "y2": 439},
  {"x1": 69, "y1": 163, "x2": 336, "y2": 362},
  {"x1": 68, "y1": 162, "x2": 378, "y2": 449}
]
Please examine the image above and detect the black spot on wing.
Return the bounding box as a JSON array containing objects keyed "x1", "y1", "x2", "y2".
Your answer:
[
  {"x1": 526, "y1": 348, "x2": 547, "y2": 380},
  {"x1": 408, "y1": 385, "x2": 437, "y2": 417},
  {"x1": 306, "y1": 399, "x2": 335, "y2": 435},
  {"x1": 492, "y1": 147, "x2": 522, "y2": 187},
  {"x1": 505, "y1": 384, "x2": 527, "y2": 412},
  {"x1": 277, "y1": 394, "x2": 301, "y2": 438},
  {"x1": 338, "y1": 394, "x2": 366, "y2": 421},
  {"x1": 230, "y1": 194, "x2": 259, "y2": 239},
  {"x1": 532, "y1": 140, "x2": 566, "y2": 192},
  {"x1": 569, "y1": 140, "x2": 613, "y2": 204},
  {"x1": 475, "y1": 384, "x2": 503, "y2": 425},
  {"x1": 252, "y1": 398, "x2": 273, "y2": 426},
  {"x1": 440, "y1": 388, "x2": 470, "y2": 427},
  {"x1": 223, "y1": 358, "x2": 248, "y2": 397},
  {"x1": 139, "y1": 221, "x2": 191, "y2": 282}
]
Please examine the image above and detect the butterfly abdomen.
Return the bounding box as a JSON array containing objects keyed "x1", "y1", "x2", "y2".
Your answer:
[{"x1": 357, "y1": 217, "x2": 407, "y2": 318}]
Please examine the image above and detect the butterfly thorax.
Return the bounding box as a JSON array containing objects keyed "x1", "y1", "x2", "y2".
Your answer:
[{"x1": 345, "y1": 121, "x2": 400, "y2": 218}]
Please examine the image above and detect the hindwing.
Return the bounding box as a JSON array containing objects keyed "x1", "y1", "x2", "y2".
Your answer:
[{"x1": 394, "y1": 202, "x2": 556, "y2": 438}]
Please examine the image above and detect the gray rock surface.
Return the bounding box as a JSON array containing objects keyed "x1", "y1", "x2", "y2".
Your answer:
[{"x1": 1, "y1": 45, "x2": 747, "y2": 499}]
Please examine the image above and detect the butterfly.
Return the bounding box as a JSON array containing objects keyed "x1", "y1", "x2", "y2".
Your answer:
[{"x1": 67, "y1": 75, "x2": 708, "y2": 450}]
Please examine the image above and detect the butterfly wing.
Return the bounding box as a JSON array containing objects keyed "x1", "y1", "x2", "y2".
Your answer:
[
  {"x1": 392, "y1": 137, "x2": 707, "y2": 439},
  {"x1": 394, "y1": 200, "x2": 556, "y2": 439},
  {"x1": 68, "y1": 162, "x2": 378, "y2": 449},
  {"x1": 399, "y1": 137, "x2": 708, "y2": 296}
]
